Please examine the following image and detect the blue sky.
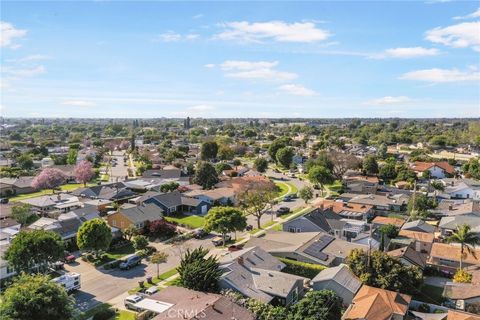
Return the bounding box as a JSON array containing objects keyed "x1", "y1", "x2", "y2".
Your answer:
[{"x1": 1, "y1": 1, "x2": 479, "y2": 118}]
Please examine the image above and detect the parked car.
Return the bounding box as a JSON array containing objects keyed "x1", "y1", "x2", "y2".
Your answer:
[
  {"x1": 119, "y1": 255, "x2": 142, "y2": 270},
  {"x1": 193, "y1": 229, "x2": 209, "y2": 239},
  {"x1": 64, "y1": 251, "x2": 76, "y2": 263},
  {"x1": 228, "y1": 245, "x2": 243, "y2": 252},
  {"x1": 245, "y1": 225, "x2": 253, "y2": 231},
  {"x1": 212, "y1": 235, "x2": 231, "y2": 246},
  {"x1": 0, "y1": 198, "x2": 9, "y2": 204},
  {"x1": 283, "y1": 195, "x2": 293, "y2": 202},
  {"x1": 145, "y1": 286, "x2": 159, "y2": 295},
  {"x1": 277, "y1": 207, "x2": 290, "y2": 215},
  {"x1": 124, "y1": 295, "x2": 143, "y2": 311}
]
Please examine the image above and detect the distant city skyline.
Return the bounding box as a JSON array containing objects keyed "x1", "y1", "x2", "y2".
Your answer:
[{"x1": 1, "y1": 1, "x2": 479, "y2": 118}]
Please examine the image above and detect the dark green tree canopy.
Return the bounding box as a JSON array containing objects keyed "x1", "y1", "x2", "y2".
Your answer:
[
  {"x1": 254, "y1": 158, "x2": 269, "y2": 173},
  {"x1": 77, "y1": 218, "x2": 112, "y2": 253},
  {"x1": 193, "y1": 161, "x2": 219, "y2": 189},
  {"x1": 276, "y1": 147, "x2": 294, "y2": 169},
  {"x1": 0, "y1": 273, "x2": 75, "y2": 320},
  {"x1": 204, "y1": 207, "x2": 246, "y2": 245},
  {"x1": 4, "y1": 229, "x2": 64, "y2": 273},
  {"x1": 362, "y1": 155, "x2": 379, "y2": 175},
  {"x1": 200, "y1": 141, "x2": 219, "y2": 160},
  {"x1": 177, "y1": 247, "x2": 222, "y2": 293},
  {"x1": 287, "y1": 290, "x2": 342, "y2": 320}
]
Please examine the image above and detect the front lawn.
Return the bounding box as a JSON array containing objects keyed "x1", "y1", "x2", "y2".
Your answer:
[
  {"x1": 9, "y1": 183, "x2": 95, "y2": 202},
  {"x1": 165, "y1": 214, "x2": 205, "y2": 229},
  {"x1": 413, "y1": 284, "x2": 446, "y2": 305},
  {"x1": 105, "y1": 242, "x2": 135, "y2": 260},
  {"x1": 128, "y1": 268, "x2": 179, "y2": 294},
  {"x1": 275, "y1": 181, "x2": 290, "y2": 198},
  {"x1": 115, "y1": 310, "x2": 136, "y2": 320}
]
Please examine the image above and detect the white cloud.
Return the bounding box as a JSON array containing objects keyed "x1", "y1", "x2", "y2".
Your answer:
[
  {"x1": 425, "y1": 21, "x2": 480, "y2": 51},
  {"x1": 453, "y1": 8, "x2": 480, "y2": 20},
  {"x1": 278, "y1": 84, "x2": 317, "y2": 96},
  {"x1": 193, "y1": 14, "x2": 204, "y2": 19},
  {"x1": 204, "y1": 63, "x2": 216, "y2": 68},
  {"x1": 62, "y1": 100, "x2": 97, "y2": 107},
  {"x1": 399, "y1": 67, "x2": 480, "y2": 82},
  {"x1": 171, "y1": 104, "x2": 215, "y2": 117},
  {"x1": 364, "y1": 96, "x2": 411, "y2": 105},
  {"x1": 217, "y1": 60, "x2": 297, "y2": 82},
  {"x1": 14, "y1": 54, "x2": 50, "y2": 62},
  {"x1": 2, "y1": 65, "x2": 46, "y2": 78},
  {"x1": 1, "y1": 21, "x2": 27, "y2": 48},
  {"x1": 154, "y1": 31, "x2": 199, "y2": 42},
  {"x1": 215, "y1": 20, "x2": 331, "y2": 43},
  {"x1": 373, "y1": 47, "x2": 440, "y2": 59}
]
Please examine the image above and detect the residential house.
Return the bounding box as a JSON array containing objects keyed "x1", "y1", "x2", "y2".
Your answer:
[
  {"x1": 183, "y1": 187, "x2": 235, "y2": 205},
  {"x1": 439, "y1": 215, "x2": 480, "y2": 238},
  {"x1": 372, "y1": 216, "x2": 406, "y2": 229},
  {"x1": 342, "y1": 285, "x2": 412, "y2": 320},
  {"x1": 141, "y1": 191, "x2": 209, "y2": 215},
  {"x1": 401, "y1": 219, "x2": 436, "y2": 233},
  {"x1": 341, "y1": 193, "x2": 409, "y2": 214},
  {"x1": 443, "y1": 282, "x2": 480, "y2": 312},
  {"x1": 82, "y1": 198, "x2": 113, "y2": 213},
  {"x1": 106, "y1": 203, "x2": 163, "y2": 230},
  {"x1": 433, "y1": 199, "x2": 480, "y2": 217},
  {"x1": 344, "y1": 175, "x2": 379, "y2": 194},
  {"x1": 411, "y1": 161, "x2": 455, "y2": 179},
  {"x1": 49, "y1": 165, "x2": 76, "y2": 182},
  {"x1": 387, "y1": 244, "x2": 427, "y2": 269},
  {"x1": 397, "y1": 229, "x2": 434, "y2": 254},
  {"x1": 321, "y1": 200, "x2": 374, "y2": 221},
  {"x1": 311, "y1": 264, "x2": 362, "y2": 305},
  {"x1": 0, "y1": 176, "x2": 35, "y2": 196},
  {"x1": 447, "y1": 310, "x2": 480, "y2": 320},
  {"x1": 28, "y1": 216, "x2": 82, "y2": 242},
  {"x1": 147, "y1": 286, "x2": 254, "y2": 320},
  {"x1": 427, "y1": 243, "x2": 480, "y2": 274},
  {"x1": 72, "y1": 183, "x2": 137, "y2": 202},
  {"x1": 217, "y1": 246, "x2": 308, "y2": 306},
  {"x1": 20, "y1": 193, "x2": 82, "y2": 213},
  {"x1": 246, "y1": 231, "x2": 368, "y2": 267},
  {"x1": 441, "y1": 179, "x2": 480, "y2": 200}
]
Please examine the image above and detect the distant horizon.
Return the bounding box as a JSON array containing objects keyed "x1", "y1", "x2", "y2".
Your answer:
[
  {"x1": 3, "y1": 116, "x2": 480, "y2": 120},
  {"x1": 1, "y1": 1, "x2": 479, "y2": 118}
]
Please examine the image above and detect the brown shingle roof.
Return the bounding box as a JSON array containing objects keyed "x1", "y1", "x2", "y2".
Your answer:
[
  {"x1": 447, "y1": 309, "x2": 480, "y2": 320},
  {"x1": 428, "y1": 243, "x2": 480, "y2": 265},
  {"x1": 372, "y1": 216, "x2": 405, "y2": 228}
]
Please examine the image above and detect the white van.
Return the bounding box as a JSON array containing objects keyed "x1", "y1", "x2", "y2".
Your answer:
[{"x1": 124, "y1": 295, "x2": 143, "y2": 311}]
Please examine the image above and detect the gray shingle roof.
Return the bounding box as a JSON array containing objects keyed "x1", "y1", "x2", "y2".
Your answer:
[
  {"x1": 311, "y1": 263, "x2": 362, "y2": 294},
  {"x1": 119, "y1": 203, "x2": 164, "y2": 224}
]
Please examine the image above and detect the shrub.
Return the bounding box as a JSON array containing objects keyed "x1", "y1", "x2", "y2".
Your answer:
[
  {"x1": 453, "y1": 268, "x2": 472, "y2": 283},
  {"x1": 148, "y1": 219, "x2": 177, "y2": 238},
  {"x1": 418, "y1": 303, "x2": 430, "y2": 313},
  {"x1": 92, "y1": 308, "x2": 115, "y2": 320},
  {"x1": 278, "y1": 257, "x2": 326, "y2": 279}
]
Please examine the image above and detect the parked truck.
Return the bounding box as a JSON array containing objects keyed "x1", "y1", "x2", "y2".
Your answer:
[{"x1": 51, "y1": 272, "x2": 81, "y2": 293}]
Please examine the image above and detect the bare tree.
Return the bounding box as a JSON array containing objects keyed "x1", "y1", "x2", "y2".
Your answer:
[{"x1": 328, "y1": 151, "x2": 361, "y2": 179}]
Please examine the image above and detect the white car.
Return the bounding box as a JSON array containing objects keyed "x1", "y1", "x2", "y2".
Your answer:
[
  {"x1": 145, "y1": 286, "x2": 159, "y2": 295},
  {"x1": 124, "y1": 295, "x2": 143, "y2": 311}
]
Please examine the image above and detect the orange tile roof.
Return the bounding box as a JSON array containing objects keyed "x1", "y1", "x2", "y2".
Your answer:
[
  {"x1": 372, "y1": 216, "x2": 405, "y2": 228},
  {"x1": 447, "y1": 310, "x2": 480, "y2": 320},
  {"x1": 428, "y1": 243, "x2": 480, "y2": 265},
  {"x1": 321, "y1": 199, "x2": 373, "y2": 214},
  {"x1": 411, "y1": 161, "x2": 455, "y2": 174},
  {"x1": 343, "y1": 285, "x2": 411, "y2": 320},
  {"x1": 398, "y1": 230, "x2": 434, "y2": 243}
]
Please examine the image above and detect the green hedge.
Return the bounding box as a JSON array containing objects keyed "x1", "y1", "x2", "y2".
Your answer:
[{"x1": 278, "y1": 257, "x2": 326, "y2": 279}]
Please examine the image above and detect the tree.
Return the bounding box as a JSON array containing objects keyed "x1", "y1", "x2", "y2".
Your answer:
[
  {"x1": 160, "y1": 181, "x2": 180, "y2": 192},
  {"x1": 447, "y1": 224, "x2": 480, "y2": 270},
  {"x1": 453, "y1": 268, "x2": 473, "y2": 283},
  {"x1": 218, "y1": 145, "x2": 234, "y2": 160},
  {"x1": 193, "y1": 161, "x2": 219, "y2": 189},
  {"x1": 74, "y1": 160, "x2": 95, "y2": 186},
  {"x1": 10, "y1": 203, "x2": 33, "y2": 226},
  {"x1": 238, "y1": 182, "x2": 277, "y2": 229},
  {"x1": 327, "y1": 151, "x2": 361, "y2": 179},
  {"x1": 379, "y1": 161, "x2": 397, "y2": 182},
  {"x1": 123, "y1": 225, "x2": 138, "y2": 241},
  {"x1": 345, "y1": 249, "x2": 423, "y2": 295},
  {"x1": 288, "y1": 290, "x2": 342, "y2": 320},
  {"x1": 408, "y1": 193, "x2": 436, "y2": 217},
  {"x1": 0, "y1": 273, "x2": 74, "y2": 320},
  {"x1": 379, "y1": 224, "x2": 399, "y2": 239},
  {"x1": 214, "y1": 162, "x2": 232, "y2": 174},
  {"x1": 299, "y1": 186, "x2": 314, "y2": 204},
  {"x1": 362, "y1": 155, "x2": 379, "y2": 175},
  {"x1": 308, "y1": 165, "x2": 334, "y2": 196},
  {"x1": 67, "y1": 148, "x2": 78, "y2": 165},
  {"x1": 4, "y1": 230, "x2": 64, "y2": 273},
  {"x1": 132, "y1": 235, "x2": 149, "y2": 251},
  {"x1": 200, "y1": 141, "x2": 218, "y2": 161},
  {"x1": 177, "y1": 247, "x2": 222, "y2": 292},
  {"x1": 276, "y1": 147, "x2": 294, "y2": 169},
  {"x1": 17, "y1": 154, "x2": 34, "y2": 170},
  {"x1": 254, "y1": 158, "x2": 268, "y2": 173},
  {"x1": 151, "y1": 251, "x2": 169, "y2": 279},
  {"x1": 148, "y1": 219, "x2": 177, "y2": 237},
  {"x1": 31, "y1": 168, "x2": 67, "y2": 192},
  {"x1": 204, "y1": 207, "x2": 247, "y2": 246},
  {"x1": 77, "y1": 218, "x2": 112, "y2": 255}
]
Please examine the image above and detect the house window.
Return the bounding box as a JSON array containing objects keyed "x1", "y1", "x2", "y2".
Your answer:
[
  {"x1": 292, "y1": 287, "x2": 298, "y2": 303},
  {"x1": 296, "y1": 228, "x2": 301, "y2": 233},
  {"x1": 112, "y1": 220, "x2": 117, "y2": 227},
  {"x1": 288, "y1": 227, "x2": 296, "y2": 233}
]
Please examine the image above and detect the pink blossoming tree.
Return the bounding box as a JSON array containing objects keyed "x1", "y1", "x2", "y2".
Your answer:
[
  {"x1": 74, "y1": 160, "x2": 95, "y2": 186},
  {"x1": 31, "y1": 168, "x2": 67, "y2": 193}
]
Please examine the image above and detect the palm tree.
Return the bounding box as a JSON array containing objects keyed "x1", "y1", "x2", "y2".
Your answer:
[{"x1": 447, "y1": 224, "x2": 480, "y2": 270}]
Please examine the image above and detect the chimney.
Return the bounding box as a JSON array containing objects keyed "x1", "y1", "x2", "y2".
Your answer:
[{"x1": 237, "y1": 257, "x2": 244, "y2": 265}]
